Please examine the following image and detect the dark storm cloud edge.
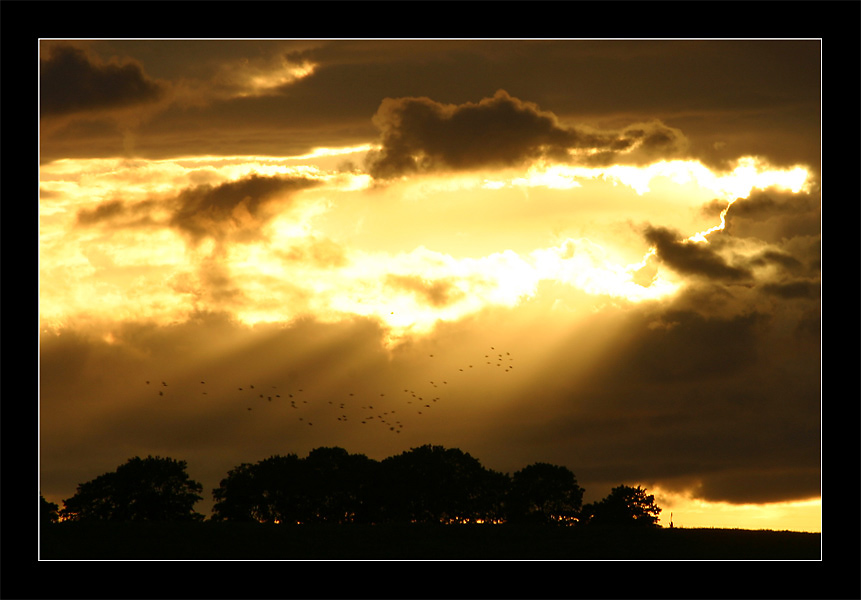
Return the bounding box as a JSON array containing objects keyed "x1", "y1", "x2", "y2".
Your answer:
[
  {"x1": 40, "y1": 45, "x2": 166, "y2": 117},
  {"x1": 169, "y1": 173, "x2": 322, "y2": 245},
  {"x1": 364, "y1": 90, "x2": 689, "y2": 179},
  {"x1": 75, "y1": 172, "x2": 324, "y2": 244},
  {"x1": 644, "y1": 188, "x2": 820, "y2": 295},
  {"x1": 38, "y1": 39, "x2": 820, "y2": 173}
]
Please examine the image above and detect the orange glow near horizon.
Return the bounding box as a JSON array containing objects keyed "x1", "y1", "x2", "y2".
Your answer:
[{"x1": 648, "y1": 487, "x2": 822, "y2": 533}]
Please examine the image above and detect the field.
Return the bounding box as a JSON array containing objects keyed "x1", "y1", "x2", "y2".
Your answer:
[{"x1": 39, "y1": 522, "x2": 821, "y2": 560}]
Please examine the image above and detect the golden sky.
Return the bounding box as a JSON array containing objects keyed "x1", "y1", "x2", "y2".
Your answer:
[{"x1": 38, "y1": 39, "x2": 821, "y2": 532}]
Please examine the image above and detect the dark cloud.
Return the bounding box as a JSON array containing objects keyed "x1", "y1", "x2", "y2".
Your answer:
[
  {"x1": 364, "y1": 90, "x2": 688, "y2": 179},
  {"x1": 169, "y1": 174, "x2": 321, "y2": 245},
  {"x1": 614, "y1": 121, "x2": 690, "y2": 163},
  {"x1": 38, "y1": 40, "x2": 818, "y2": 171},
  {"x1": 40, "y1": 45, "x2": 166, "y2": 117},
  {"x1": 618, "y1": 308, "x2": 768, "y2": 383},
  {"x1": 760, "y1": 279, "x2": 820, "y2": 300},
  {"x1": 746, "y1": 249, "x2": 803, "y2": 272},
  {"x1": 723, "y1": 189, "x2": 821, "y2": 244},
  {"x1": 506, "y1": 292, "x2": 819, "y2": 504},
  {"x1": 696, "y1": 467, "x2": 821, "y2": 505},
  {"x1": 74, "y1": 198, "x2": 161, "y2": 229},
  {"x1": 644, "y1": 225, "x2": 753, "y2": 282},
  {"x1": 75, "y1": 199, "x2": 126, "y2": 225},
  {"x1": 385, "y1": 274, "x2": 465, "y2": 308}
]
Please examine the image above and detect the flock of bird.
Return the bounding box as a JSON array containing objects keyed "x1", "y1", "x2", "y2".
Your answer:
[{"x1": 146, "y1": 346, "x2": 517, "y2": 435}]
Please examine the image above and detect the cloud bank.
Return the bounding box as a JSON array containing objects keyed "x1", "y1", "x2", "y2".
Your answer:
[
  {"x1": 365, "y1": 90, "x2": 690, "y2": 179},
  {"x1": 40, "y1": 45, "x2": 166, "y2": 117}
]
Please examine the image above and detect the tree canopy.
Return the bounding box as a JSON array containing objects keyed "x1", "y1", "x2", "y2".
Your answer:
[
  {"x1": 506, "y1": 462, "x2": 584, "y2": 525},
  {"x1": 53, "y1": 446, "x2": 662, "y2": 528},
  {"x1": 211, "y1": 447, "x2": 379, "y2": 524},
  {"x1": 41, "y1": 495, "x2": 59, "y2": 525},
  {"x1": 373, "y1": 445, "x2": 510, "y2": 524},
  {"x1": 212, "y1": 445, "x2": 511, "y2": 524},
  {"x1": 59, "y1": 456, "x2": 204, "y2": 522},
  {"x1": 582, "y1": 484, "x2": 662, "y2": 528}
]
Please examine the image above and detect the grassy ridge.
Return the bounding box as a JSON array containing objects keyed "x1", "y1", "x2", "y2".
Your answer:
[{"x1": 39, "y1": 522, "x2": 821, "y2": 560}]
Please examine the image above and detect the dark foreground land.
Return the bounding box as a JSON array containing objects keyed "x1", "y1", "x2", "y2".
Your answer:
[{"x1": 40, "y1": 522, "x2": 821, "y2": 560}]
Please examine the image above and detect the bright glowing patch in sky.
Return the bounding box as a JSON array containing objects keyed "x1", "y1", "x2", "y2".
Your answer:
[
  {"x1": 39, "y1": 151, "x2": 811, "y2": 340},
  {"x1": 650, "y1": 487, "x2": 822, "y2": 533}
]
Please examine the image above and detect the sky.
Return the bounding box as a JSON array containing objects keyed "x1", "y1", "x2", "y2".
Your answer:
[{"x1": 38, "y1": 39, "x2": 822, "y2": 532}]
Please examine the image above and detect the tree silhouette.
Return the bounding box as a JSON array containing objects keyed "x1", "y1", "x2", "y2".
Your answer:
[
  {"x1": 212, "y1": 454, "x2": 305, "y2": 523},
  {"x1": 59, "y1": 456, "x2": 204, "y2": 522},
  {"x1": 302, "y1": 447, "x2": 379, "y2": 524},
  {"x1": 506, "y1": 462, "x2": 584, "y2": 525},
  {"x1": 211, "y1": 448, "x2": 380, "y2": 524},
  {"x1": 210, "y1": 446, "x2": 595, "y2": 526},
  {"x1": 582, "y1": 484, "x2": 662, "y2": 528},
  {"x1": 40, "y1": 495, "x2": 59, "y2": 525},
  {"x1": 374, "y1": 445, "x2": 508, "y2": 524}
]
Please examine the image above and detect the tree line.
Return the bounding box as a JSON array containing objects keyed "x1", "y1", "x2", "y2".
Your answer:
[{"x1": 41, "y1": 446, "x2": 662, "y2": 528}]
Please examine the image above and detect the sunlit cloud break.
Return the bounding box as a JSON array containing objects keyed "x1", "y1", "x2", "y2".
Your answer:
[{"x1": 39, "y1": 151, "x2": 811, "y2": 338}]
